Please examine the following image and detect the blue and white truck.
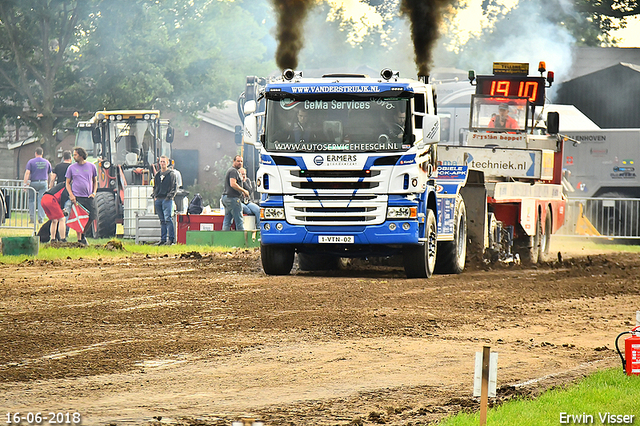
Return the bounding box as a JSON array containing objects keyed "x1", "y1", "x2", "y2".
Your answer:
[{"x1": 242, "y1": 69, "x2": 462, "y2": 277}]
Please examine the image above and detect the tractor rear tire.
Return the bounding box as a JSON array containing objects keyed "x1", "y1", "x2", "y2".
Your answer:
[
  {"x1": 435, "y1": 195, "x2": 467, "y2": 274},
  {"x1": 403, "y1": 209, "x2": 438, "y2": 278},
  {"x1": 261, "y1": 243, "x2": 295, "y2": 275},
  {"x1": 92, "y1": 192, "x2": 117, "y2": 238}
]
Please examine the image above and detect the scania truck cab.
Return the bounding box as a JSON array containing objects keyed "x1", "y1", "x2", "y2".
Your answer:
[{"x1": 243, "y1": 69, "x2": 445, "y2": 277}]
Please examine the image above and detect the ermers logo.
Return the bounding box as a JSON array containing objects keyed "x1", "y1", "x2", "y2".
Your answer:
[
  {"x1": 327, "y1": 154, "x2": 357, "y2": 162},
  {"x1": 314, "y1": 155, "x2": 324, "y2": 166}
]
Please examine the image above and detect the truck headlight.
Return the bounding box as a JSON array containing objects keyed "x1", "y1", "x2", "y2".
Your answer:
[
  {"x1": 261, "y1": 207, "x2": 285, "y2": 220},
  {"x1": 387, "y1": 206, "x2": 417, "y2": 219}
]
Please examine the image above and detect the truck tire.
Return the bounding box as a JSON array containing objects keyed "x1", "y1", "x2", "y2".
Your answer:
[
  {"x1": 538, "y1": 211, "x2": 552, "y2": 261},
  {"x1": 403, "y1": 209, "x2": 437, "y2": 278},
  {"x1": 298, "y1": 253, "x2": 339, "y2": 271},
  {"x1": 92, "y1": 192, "x2": 117, "y2": 238},
  {"x1": 516, "y1": 214, "x2": 541, "y2": 265},
  {"x1": 435, "y1": 195, "x2": 467, "y2": 274},
  {"x1": 261, "y1": 243, "x2": 295, "y2": 275}
]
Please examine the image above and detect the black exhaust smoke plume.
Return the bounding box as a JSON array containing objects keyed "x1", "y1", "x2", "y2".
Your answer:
[
  {"x1": 400, "y1": 0, "x2": 452, "y2": 77},
  {"x1": 272, "y1": 0, "x2": 316, "y2": 70}
]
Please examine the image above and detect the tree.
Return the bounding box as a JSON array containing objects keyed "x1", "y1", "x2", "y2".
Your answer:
[
  {"x1": 0, "y1": 0, "x2": 87, "y2": 157},
  {"x1": 80, "y1": 0, "x2": 272, "y2": 112},
  {"x1": 468, "y1": 0, "x2": 640, "y2": 49},
  {"x1": 0, "y1": 0, "x2": 273, "y2": 157},
  {"x1": 574, "y1": 0, "x2": 640, "y2": 44}
]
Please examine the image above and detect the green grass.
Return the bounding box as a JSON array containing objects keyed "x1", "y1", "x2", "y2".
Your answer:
[
  {"x1": 553, "y1": 236, "x2": 640, "y2": 254},
  {"x1": 0, "y1": 236, "x2": 240, "y2": 263},
  {"x1": 439, "y1": 368, "x2": 640, "y2": 426}
]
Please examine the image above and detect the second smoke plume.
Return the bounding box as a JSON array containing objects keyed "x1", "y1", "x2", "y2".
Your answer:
[{"x1": 400, "y1": 0, "x2": 452, "y2": 76}]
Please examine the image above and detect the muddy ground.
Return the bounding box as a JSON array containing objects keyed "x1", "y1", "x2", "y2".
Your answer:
[{"x1": 0, "y1": 239, "x2": 638, "y2": 426}]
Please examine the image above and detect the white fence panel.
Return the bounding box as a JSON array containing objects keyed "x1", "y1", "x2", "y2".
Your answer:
[{"x1": 560, "y1": 197, "x2": 640, "y2": 240}]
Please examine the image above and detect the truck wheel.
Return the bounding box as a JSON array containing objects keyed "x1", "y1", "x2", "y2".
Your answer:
[
  {"x1": 517, "y1": 215, "x2": 541, "y2": 265},
  {"x1": 538, "y1": 212, "x2": 552, "y2": 261},
  {"x1": 298, "y1": 253, "x2": 339, "y2": 271},
  {"x1": 92, "y1": 192, "x2": 117, "y2": 238},
  {"x1": 261, "y1": 243, "x2": 295, "y2": 275},
  {"x1": 435, "y1": 195, "x2": 467, "y2": 274},
  {"x1": 403, "y1": 209, "x2": 437, "y2": 278}
]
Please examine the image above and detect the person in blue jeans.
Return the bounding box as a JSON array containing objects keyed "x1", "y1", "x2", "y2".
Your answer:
[
  {"x1": 222, "y1": 155, "x2": 250, "y2": 231},
  {"x1": 23, "y1": 147, "x2": 52, "y2": 223},
  {"x1": 152, "y1": 156, "x2": 177, "y2": 245}
]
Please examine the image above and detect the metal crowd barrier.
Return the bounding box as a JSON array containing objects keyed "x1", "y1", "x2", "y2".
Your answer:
[
  {"x1": 0, "y1": 179, "x2": 38, "y2": 234},
  {"x1": 559, "y1": 197, "x2": 640, "y2": 240}
]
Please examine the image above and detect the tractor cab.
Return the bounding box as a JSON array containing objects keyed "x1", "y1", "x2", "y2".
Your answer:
[{"x1": 76, "y1": 110, "x2": 174, "y2": 238}]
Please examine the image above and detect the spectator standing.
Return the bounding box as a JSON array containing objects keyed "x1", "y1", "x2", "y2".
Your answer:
[
  {"x1": 41, "y1": 182, "x2": 70, "y2": 242},
  {"x1": 51, "y1": 151, "x2": 73, "y2": 239},
  {"x1": 239, "y1": 167, "x2": 260, "y2": 228},
  {"x1": 23, "y1": 147, "x2": 52, "y2": 223},
  {"x1": 222, "y1": 155, "x2": 250, "y2": 231},
  {"x1": 151, "y1": 155, "x2": 177, "y2": 245},
  {"x1": 51, "y1": 150, "x2": 73, "y2": 186},
  {"x1": 65, "y1": 147, "x2": 97, "y2": 246}
]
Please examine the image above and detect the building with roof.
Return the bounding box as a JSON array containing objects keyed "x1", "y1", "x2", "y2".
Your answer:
[
  {"x1": 556, "y1": 61, "x2": 640, "y2": 128},
  {"x1": 169, "y1": 101, "x2": 244, "y2": 191},
  {"x1": 564, "y1": 47, "x2": 640, "y2": 81}
]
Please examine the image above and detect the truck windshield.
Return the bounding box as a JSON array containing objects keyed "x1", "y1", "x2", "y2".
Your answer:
[
  {"x1": 75, "y1": 128, "x2": 94, "y2": 156},
  {"x1": 264, "y1": 98, "x2": 410, "y2": 153},
  {"x1": 469, "y1": 96, "x2": 528, "y2": 135},
  {"x1": 109, "y1": 120, "x2": 158, "y2": 167},
  {"x1": 159, "y1": 122, "x2": 172, "y2": 159}
]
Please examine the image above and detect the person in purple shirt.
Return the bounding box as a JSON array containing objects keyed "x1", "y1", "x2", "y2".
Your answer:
[
  {"x1": 65, "y1": 146, "x2": 97, "y2": 246},
  {"x1": 23, "y1": 147, "x2": 52, "y2": 223}
]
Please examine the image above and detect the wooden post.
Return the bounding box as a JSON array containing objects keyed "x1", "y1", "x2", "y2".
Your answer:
[{"x1": 479, "y1": 345, "x2": 490, "y2": 426}]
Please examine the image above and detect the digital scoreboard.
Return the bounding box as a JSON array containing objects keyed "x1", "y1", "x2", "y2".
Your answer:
[{"x1": 475, "y1": 75, "x2": 546, "y2": 106}]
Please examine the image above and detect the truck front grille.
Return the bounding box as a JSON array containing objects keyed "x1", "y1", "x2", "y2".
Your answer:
[
  {"x1": 284, "y1": 195, "x2": 387, "y2": 226},
  {"x1": 291, "y1": 170, "x2": 380, "y2": 178},
  {"x1": 293, "y1": 181, "x2": 379, "y2": 190}
]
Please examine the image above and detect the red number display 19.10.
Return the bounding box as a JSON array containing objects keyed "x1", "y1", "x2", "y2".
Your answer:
[{"x1": 476, "y1": 76, "x2": 546, "y2": 106}]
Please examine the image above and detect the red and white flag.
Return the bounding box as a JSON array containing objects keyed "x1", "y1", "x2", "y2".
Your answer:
[{"x1": 66, "y1": 203, "x2": 90, "y2": 234}]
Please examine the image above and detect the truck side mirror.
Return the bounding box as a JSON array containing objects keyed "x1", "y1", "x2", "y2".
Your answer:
[
  {"x1": 166, "y1": 127, "x2": 174, "y2": 143},
  {"x1": 547, "y1": 112, "x2": 559, "y2": 135},
  {"x1": 91, "y1": 127, "x2": 101, "y2": 145},
  {"x1": 244, "y1": 100, "x2": 257, "y2": 115},
  {"x1": 243, "y1": 115, "x2": 258, "y2": 146}
]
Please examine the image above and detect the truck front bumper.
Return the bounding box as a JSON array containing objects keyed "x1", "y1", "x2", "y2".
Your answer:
[{"x1": 260, "y1": 220, "x2": 421, "y2": 246}]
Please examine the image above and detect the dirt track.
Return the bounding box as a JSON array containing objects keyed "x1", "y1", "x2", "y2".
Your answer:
[{"x1": 1, "y1": 240, "x2": 638, "y2": 425}]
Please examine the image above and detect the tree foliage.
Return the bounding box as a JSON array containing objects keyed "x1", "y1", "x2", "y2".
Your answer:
[
  {"x1": 0, "y1": 0, "x2": 86, "y2": 153},
  {"x1": 475, "y1": 0, "x2": 639, "y2": 47},
  {"x1": 0, "y1": 0, "x2": 273, "y2": 156}
]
